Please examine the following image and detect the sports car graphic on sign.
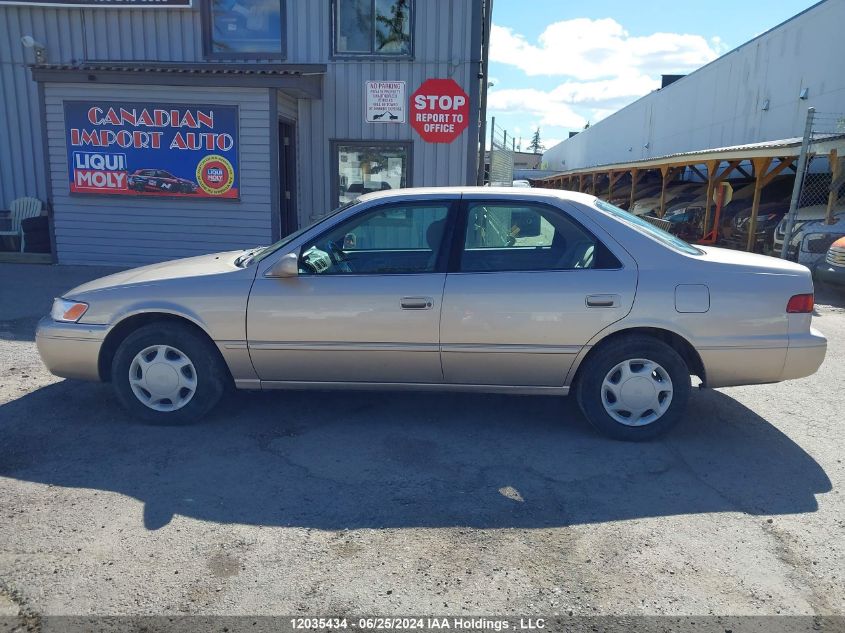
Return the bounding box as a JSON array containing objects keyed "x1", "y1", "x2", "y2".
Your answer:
[{"x1": 127, "y1": 169, "x2": 199, "y2": 194}]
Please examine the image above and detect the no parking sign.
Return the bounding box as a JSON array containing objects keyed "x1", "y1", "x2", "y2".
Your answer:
[{"x1": 410, "y1": 79, "x2": 470, "y2": 144}]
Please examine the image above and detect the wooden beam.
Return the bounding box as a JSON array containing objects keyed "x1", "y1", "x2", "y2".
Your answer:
[
  {"x1": 659, "y1": 165, "x2": 682, "y2": 217},
  {"x1": 702, "y1": 160, "x2": 719, "y2": 240},
  {"x1": 826, "y1": 149, "x2": 841, "y2": 225},
  {"x1": 746, "y1": 157, "x2": 773, "y2": 251},
  {"x1": 607, "y1": 170, "x2": 623, "y2": 202},
  {"x1": 629, "y1": 168, "x2": 642, "y2": 210},
  {"x1": 689, "y1": 165, "x2": 707, "y2": 181},
  {"x1": 761, "y1": 157, "x2": 796, "y2": 187}
]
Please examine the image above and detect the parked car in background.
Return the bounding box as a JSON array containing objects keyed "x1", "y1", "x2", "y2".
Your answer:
[
  {"x1": 773, "y1": 204, "x2": 845, "y2": 256},
  {"x1": 36, "y1": 188, "x2": 826, "y2": 441},
  {"x1": 791, "y1": 214, "x2": 845, "y2": 270},
  {"x1": 815, "y1": 236, "x2": 845, "y2": 286},
  {"x1": 127, "y1": 169, "x2": 198, "y2": 194},
  {"x1": 512, "y1": 179, "x2": 532, "y2": 188},
  {"x1": 720, "y1": 202, "x2": 789, "y2": 252}
]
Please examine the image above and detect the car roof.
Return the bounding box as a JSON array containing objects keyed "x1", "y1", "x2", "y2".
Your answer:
[{"x1": 354, "y1": 186, "x2": 598, "y2": 205}]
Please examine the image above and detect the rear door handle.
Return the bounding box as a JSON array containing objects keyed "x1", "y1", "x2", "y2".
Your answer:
[
  {"x1": 401, "y1": 296, "x2": 433, "y2": 310},
  {"x1": 586, "y1": 294, "x2": 619, "y2": 308}
]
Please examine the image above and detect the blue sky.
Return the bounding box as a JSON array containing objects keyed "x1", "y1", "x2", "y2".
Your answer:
[{"x1": 487, "y1": 0, "x2": 822, "y2": 151}]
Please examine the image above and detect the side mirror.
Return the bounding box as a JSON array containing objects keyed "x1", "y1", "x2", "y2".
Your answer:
[{"x1": 265, "y1": 252, "x2": 299, "y2": 278}]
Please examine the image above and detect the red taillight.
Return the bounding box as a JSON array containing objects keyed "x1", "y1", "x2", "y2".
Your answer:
[{"x1": 787, "y1": 294, "x2": 814, "y2": 313}]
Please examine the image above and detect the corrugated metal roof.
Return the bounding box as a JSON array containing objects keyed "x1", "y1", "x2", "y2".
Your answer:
[
  {"x1": 534, "y1": 133, "x2": 845, "y2": 180},
  {"x1": 31, "y1": 62, "x2": 326, "y2": 76}
]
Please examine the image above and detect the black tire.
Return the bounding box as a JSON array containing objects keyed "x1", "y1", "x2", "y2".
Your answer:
[
  {"x1": 575, "y1": 335, "x2": 691, "y2": 441},
  {"x1": 111, "y1": 322, "x2": 229, "y2": 424}
]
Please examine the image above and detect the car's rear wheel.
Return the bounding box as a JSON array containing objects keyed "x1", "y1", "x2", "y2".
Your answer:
[
  {"x1": 575, "y1": 335, "x2": 691, "y2": 441},
  {"x1": 111, "y1": 322, "x2": 228, "y2": 424}
]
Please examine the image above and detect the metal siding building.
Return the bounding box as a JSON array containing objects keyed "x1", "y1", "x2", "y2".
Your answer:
[
  {"x1": 541, "y1": 0, "x2": 845, "y2": 173},
  {"x1": 0, "y1": 0, "x2": 486, "y2": 265}
]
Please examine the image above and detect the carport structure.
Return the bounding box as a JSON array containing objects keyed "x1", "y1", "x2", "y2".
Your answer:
[{"x1": 532, "y1": 134, "x2": 845, "y2": 251}]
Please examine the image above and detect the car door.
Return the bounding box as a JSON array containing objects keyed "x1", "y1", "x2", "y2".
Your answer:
[
  {"x1": 440, "y1": 197, "x2": 638, "y2": 387},
  {"x1": 247, "y1": 199, "x2": 456, "y2": 384}
]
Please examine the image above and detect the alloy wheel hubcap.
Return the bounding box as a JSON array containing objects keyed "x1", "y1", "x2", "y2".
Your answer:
[
  {"x1": 129, "y1": 344, "x2": 197, "y2": 412},
  {"x1": 601, "y1": 358, "x2": 673, "y2": 426}
]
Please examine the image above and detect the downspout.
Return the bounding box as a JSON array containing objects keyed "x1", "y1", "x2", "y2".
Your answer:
[{"x1": 476, "y1": 0, "x2": 493, "y2": 185}]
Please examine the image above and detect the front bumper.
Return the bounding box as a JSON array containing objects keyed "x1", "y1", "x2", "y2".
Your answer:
[
  {"x1": 815, "y1": 263, "x2": 845, "y2": 286},
  {"x1": 35, "y1": 316, "x2": 109, "y2": 381},
  {"x1": 781, "y1": 327, "x2": 827, "y2": 381}
]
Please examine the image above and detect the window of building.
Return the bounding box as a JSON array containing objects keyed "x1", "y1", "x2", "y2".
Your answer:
[
  {"x1": 460, "y1": 203, "x2": 622, "y2": 272},
  {"x1": 334, "y1": 142, "x2": 411, "y2": 207},
  {"x1": 204, "y1": 0, "x2": 284, "y2": 58},
  {"x1": 333, "y1": 0, "x2": 413, "y2": 57},
  {"x1": 299, "y1": 203, "x2": 450, "y2": 275}
]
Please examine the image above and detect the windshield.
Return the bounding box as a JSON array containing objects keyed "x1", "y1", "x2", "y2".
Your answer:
[
  {"x1": 250, "y1": 201, "x2": 359, "y2": 264},
  {"x1": 594, "y1": 199, "x2": 703, "y2": 256}
]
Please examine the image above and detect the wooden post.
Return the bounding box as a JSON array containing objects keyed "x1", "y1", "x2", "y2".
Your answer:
[
  {"x1": 659, "y1": 165, "x2": 672, "y2": 217},
  {"x1": 746, "y1": 157, "x2": 773, "y2": 251},
  {"x1": 826, "y1": 149, "x2": 840, "y2": 225},
  {"x1": 607, "y1": 171, "x2": 622, "y2": 203},
  {"x1": 629, "y1": 168, "x2": 640, "y2": 210},
  {"x1": 578, "y1": 174, "x2": 585, "y2": 193},
  {"x1": 702, "y1": 161, "x2": 718, "y2": 239},
  {"x1": 590, "y1": 173, "x2": 596, "y2": 195}
]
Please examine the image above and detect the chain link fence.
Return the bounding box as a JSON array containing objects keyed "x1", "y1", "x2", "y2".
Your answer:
[
  {"x1": 488, "y1": 118, "x2": 515, "y2": 186},
  {"x1": 779, "y1": 110, "x2": 845, "y2": 265}
]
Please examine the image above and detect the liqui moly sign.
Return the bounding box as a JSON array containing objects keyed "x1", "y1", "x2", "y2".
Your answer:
[{"x1": 63, "y1": 101, "x2": 240, "y2": 199}]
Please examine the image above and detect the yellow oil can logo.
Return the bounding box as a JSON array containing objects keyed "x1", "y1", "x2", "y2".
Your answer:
[{"x1": 197, "y1": 154, "x2": 235, "y2": 196}]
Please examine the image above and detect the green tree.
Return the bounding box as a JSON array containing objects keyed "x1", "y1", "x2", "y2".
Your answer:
[
  {"x1": 375, "y1": 0, "x2": 411, "y2": 53},
  {"x1": 528, "y1": 128, "x2": 545, "y2": 154}
]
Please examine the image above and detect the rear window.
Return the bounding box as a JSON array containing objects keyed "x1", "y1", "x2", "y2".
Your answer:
[{"x1": 595, "y1": 199, "x2": 703, "y2": 256}]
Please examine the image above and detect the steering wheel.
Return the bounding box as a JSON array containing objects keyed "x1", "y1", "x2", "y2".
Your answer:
[{"x1": 326, "y1": 240, "x2": 353, "y2": 273}]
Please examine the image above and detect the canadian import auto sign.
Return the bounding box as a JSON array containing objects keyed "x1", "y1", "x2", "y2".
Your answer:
[
  {"x1": 410, "y1": 78, "x2": 470, "y2": 144},
  {"x1": 366, "y1": 81, "x2": 406, "y2": 123},
  {"x1": 63, "y1": 101, "x2": 239, "y2": 199}
]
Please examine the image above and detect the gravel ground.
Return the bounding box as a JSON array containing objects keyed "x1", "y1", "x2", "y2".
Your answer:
[{"x1": 0, "y1": 263, "x2": 843, "y2": 619}]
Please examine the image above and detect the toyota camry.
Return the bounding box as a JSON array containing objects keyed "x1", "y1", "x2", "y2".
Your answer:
[{"x1": 36, "y1": 188, "x2": 827, "y2": 440}]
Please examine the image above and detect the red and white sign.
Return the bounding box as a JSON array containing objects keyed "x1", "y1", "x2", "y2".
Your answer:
[{"x1": 410, "y1": 78, "x2": 470, "y2": 144}]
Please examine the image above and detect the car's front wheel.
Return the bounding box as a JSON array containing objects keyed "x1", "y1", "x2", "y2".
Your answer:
[
  {"x1": 575, "y1": 335, "x2": 691, "y2": 441},
  {"x1": 111, "y1": 322, "x2": 229, "y2": 424}
]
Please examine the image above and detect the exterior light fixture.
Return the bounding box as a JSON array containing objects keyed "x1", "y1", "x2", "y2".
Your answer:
[
  {"x1": 799, "y1": 88, "x2": 809, "y2": 100},
  {"x1": 21, "y1": 35, "x2": 47, "y2": 63},
  {"x1": 761, "y1": 99, "x2": 770, "y2": 111},
  {"x1": 643, "y1": 142, "x2": 650, "y2": 150}
]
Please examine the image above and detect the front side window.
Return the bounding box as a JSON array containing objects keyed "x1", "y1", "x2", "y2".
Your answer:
[
  {"x1": 461, "y1": 203, "x2": 621, "y2": 273},
  {"x1": 336, "y1": 142, "x2": 410, "y2": 207},
  {"x1": 206, "y1": 0, "x2": 284, "y2": 57},
  {"x1": 334, "y1": 0, "x2": 413, "y2": 56},
  {"x1": 299, "y1": 203, "x2": 449, "y2": 275}
]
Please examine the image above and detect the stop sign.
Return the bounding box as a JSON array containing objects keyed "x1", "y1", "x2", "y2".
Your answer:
[{"x1": 410, "y1": 78, "x2": 470, "y2": 144}]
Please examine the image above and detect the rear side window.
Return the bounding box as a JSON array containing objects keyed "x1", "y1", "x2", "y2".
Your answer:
[
  {"x1": 595, "y1": 199, "x2": 703, "y2": 255},
  {"x1": 460, "y1": 203, "x2": 621, "y2": 272}
]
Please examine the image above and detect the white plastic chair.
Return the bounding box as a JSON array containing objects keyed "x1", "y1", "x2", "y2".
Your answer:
[{"x1": 0, "y1": 197, "x2": 42, "y2": 252}]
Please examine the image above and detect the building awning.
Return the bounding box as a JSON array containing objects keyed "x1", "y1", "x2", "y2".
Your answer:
[
  {"x1": 30, "y1": 62, "x2": 326, "y2": 99},
  {"x1": 535, "y1": 133, "x2": 845, "y2": 180}
]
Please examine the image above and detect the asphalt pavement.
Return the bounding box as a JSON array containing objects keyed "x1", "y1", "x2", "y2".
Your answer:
[{"x1": 0, "y1": 263, "x2": 843, "y2": 620}]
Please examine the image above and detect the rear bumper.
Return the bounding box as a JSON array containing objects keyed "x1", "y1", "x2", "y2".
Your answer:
[
  {"x1": 35, "y1": 316, "x2": 108, "y2": 381},
  {"x1": 781, "y1": 328, "x2": 827, "y2": 381},
  {"x1": 699, "y1": 329, "x2": 826, "y2": 388}
]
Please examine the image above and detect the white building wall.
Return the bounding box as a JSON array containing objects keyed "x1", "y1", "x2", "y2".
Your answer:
[{"x1": 542, "y1": 0, "x2": 845, "y2": 172}]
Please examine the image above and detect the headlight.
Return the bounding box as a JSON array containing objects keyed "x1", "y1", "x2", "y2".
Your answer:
[{"x1": 50, "y1": 298, "x2": 89, "y2": 322}]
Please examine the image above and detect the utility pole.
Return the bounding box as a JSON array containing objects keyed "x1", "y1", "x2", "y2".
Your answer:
[{"x1": 781, "y1": 108, "x2": 815, "y2": 258}]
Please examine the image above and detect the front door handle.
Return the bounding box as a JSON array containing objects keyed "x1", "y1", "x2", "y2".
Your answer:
[
  {"x1": 400, "y1": 296, "x2": 433, "y2": 310},
  {"x1": 586, "y1": 294, "x2": 619, "y2": 308}
]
